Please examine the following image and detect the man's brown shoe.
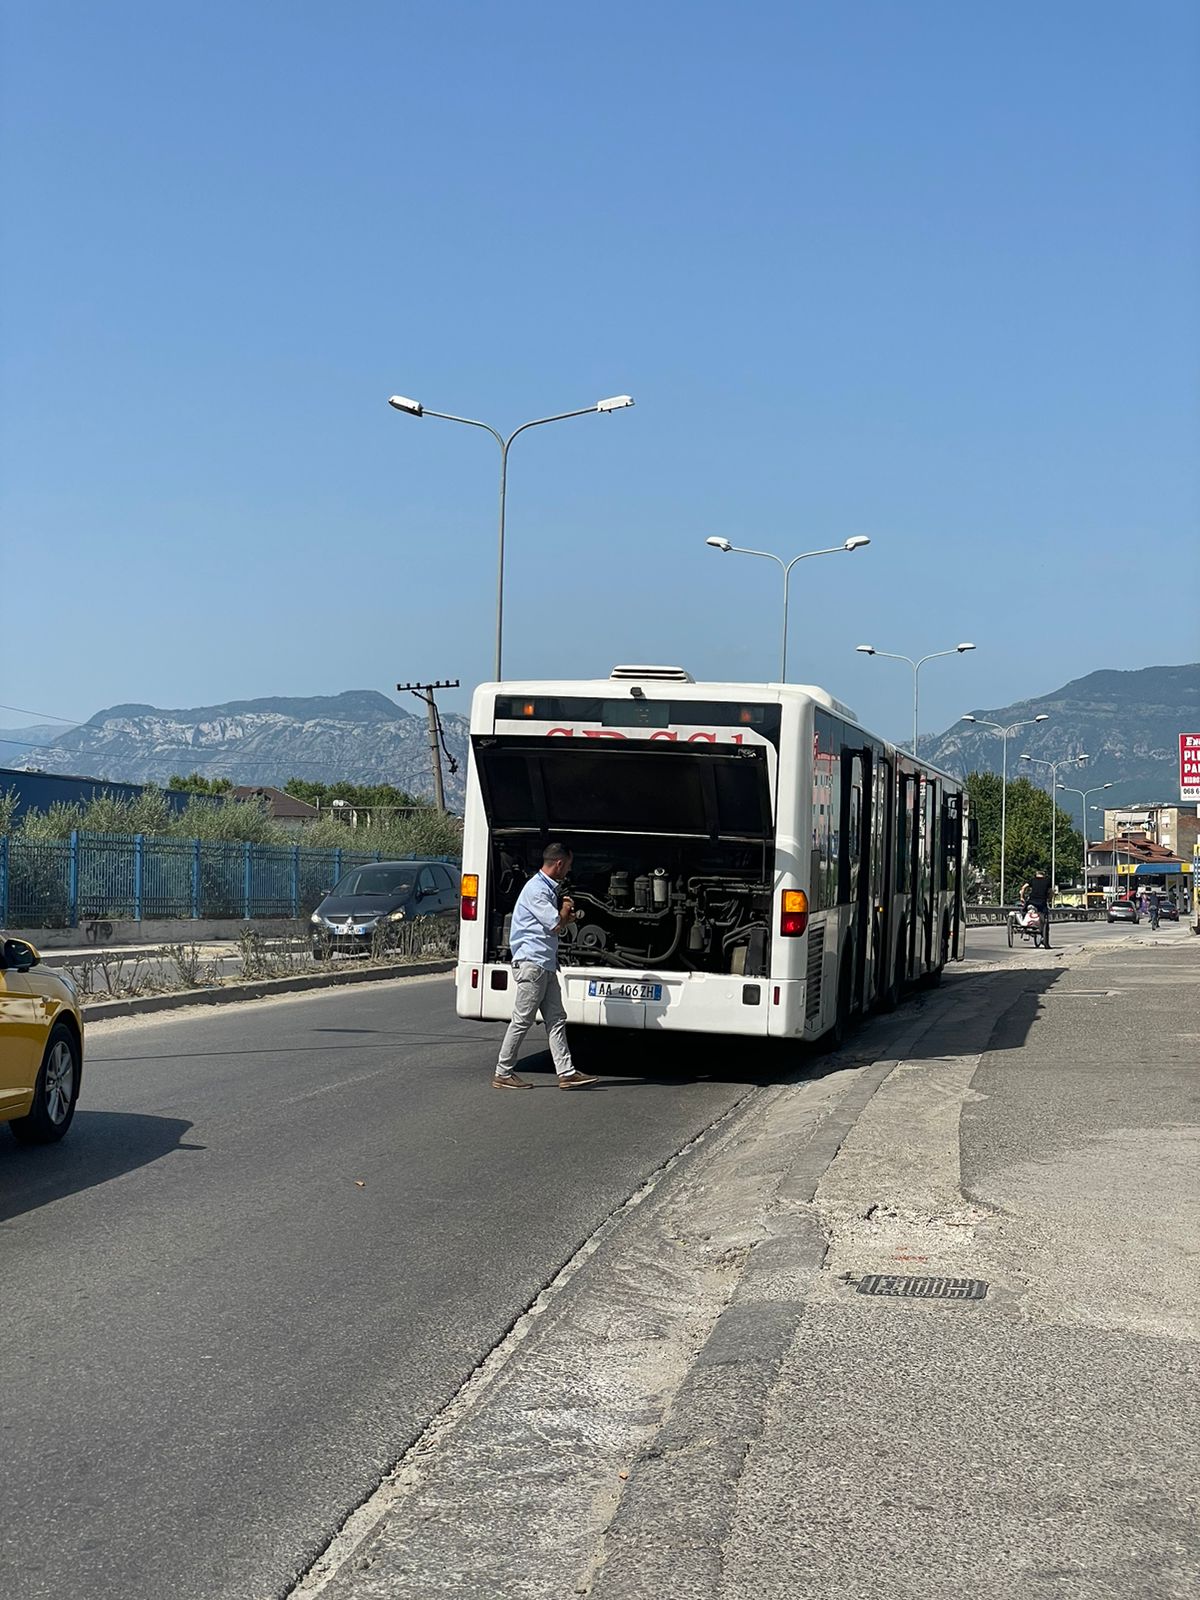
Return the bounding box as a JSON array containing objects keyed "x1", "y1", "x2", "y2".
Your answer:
[
  {"x1": 492, "y1": 1073, "x2": 532, "y2": 1089},
  {"x1": 558, "y1": 1070, "x2": 598, "y2": 1089}
]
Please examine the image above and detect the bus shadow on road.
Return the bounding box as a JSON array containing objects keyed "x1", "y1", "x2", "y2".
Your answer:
[
  {"x1": 0, "y1": 1111, "x2": 200, "y2": 1223},
  {"x1": 547, "y1": 966, "x2": 1067, "y2": 1088}
]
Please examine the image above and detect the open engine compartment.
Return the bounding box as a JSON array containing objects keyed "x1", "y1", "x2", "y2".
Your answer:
[
  {"x1": 487, "y1": 836, "x2": 773, "y2": 976},
  {"x1": 473, "y1": 733, "x2": 779, "y2": 978}
]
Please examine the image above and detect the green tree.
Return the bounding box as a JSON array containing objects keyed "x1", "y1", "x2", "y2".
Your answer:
[
  {"x1": 168, "y1": 772, "x2": 234, "y2": 795},
  {"x1": 965, "y1": 772, "x2": 1082, "y2": 900},
  {"x1": 282, "y1": 778, "x2": 422, "y2": 809}
]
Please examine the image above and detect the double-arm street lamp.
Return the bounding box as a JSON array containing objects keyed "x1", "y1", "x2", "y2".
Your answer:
[
  {"x1": 704, "y1": 535, "x2": 871, "y2": 681},
  {"x1": 855, "y1": 642, "x2": 976, "y2": 756},
  {"x1": 1058, "y1": 780, "x2": 1114, "y2": 899},
  {"x1": 1020, "y1": 752, "x2": 1088, "y2": 894},
  {"x1": 960, "y1": 712, "x2": 1050, "y2": 904},
  {"x1": 388, "y1": 392, "x2": 635, "y2": 679}
]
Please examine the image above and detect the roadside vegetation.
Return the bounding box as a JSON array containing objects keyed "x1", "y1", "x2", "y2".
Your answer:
[
  {"x1": 59, "y1": 917, "x2": 456, "y2": 1006},
  {"x1": 1, "y1": 782, "x2": 462, "y2": 859}
]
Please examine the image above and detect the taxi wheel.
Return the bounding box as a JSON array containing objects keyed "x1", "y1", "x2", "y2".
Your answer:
[{"x1": 10, "y1": 1023, "x2": 81, "y2": 1144}]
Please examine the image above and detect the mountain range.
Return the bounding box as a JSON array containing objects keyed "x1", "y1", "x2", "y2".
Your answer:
[
  {"x1": 922, "y1": 662, "x2": 1199, "y2": 810},
  {"x1": 6, "y1": 691, "x2": 470, "y2": 809},
  {"x1": 6, "y1": 663, "x2": 1197, "y2": 815}
]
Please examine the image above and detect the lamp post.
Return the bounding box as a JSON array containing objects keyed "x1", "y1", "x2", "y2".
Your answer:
[
  {"x1": 705, "y1": 535, "x2": 871, "y2": 681},
  {"x1": 1019, "y1": 752, "x2": 1088, "y2": 895},
  {"x1": 1057, "y1": 781, "x2": 1114, "y2": 900},
  {"x1": 960, "y1": 712, "x2": 1050, "y2": 904},
  {"x1": 855, "y1": 642, "x2": 976, "y2": 756},
  {"x1": 388, "y1": 392, "x2": 634, "y2": 679}
]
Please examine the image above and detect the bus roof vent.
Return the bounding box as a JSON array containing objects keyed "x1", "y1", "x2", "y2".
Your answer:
[{"x1": 609, "y1": 664, "x2": 695, "y2": 683}]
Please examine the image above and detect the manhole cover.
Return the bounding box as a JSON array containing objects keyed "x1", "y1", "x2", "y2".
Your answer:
[{"x1": 856, "y1": 1274, "x2": 987, "y2": 1301}]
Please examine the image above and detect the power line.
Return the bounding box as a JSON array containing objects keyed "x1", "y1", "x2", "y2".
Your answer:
[{"x1": 0, "y1": 702, "x2": 84, "y2": 725}]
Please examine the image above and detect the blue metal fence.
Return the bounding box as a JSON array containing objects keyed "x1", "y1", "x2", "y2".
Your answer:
[{"x1": 0, "y1": 831, "x2": 456, "y2": 927}]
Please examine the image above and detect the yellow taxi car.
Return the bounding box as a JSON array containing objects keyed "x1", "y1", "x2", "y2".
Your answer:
[{"x1": 0, "y1": 935, "x2": 84, "y2": 1143}]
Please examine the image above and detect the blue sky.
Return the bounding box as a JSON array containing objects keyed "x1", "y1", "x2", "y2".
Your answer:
[{"x1": 3, "y1": 0, "x2": 1197, "y2": 746}]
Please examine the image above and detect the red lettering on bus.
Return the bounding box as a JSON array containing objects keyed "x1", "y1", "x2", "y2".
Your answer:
[{"x1": 687, "y1": 732, "x2": 716, "y2": 743}]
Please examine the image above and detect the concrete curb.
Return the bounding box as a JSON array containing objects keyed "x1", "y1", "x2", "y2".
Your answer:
[
  {"x1": 80, "y1": 959, "x2": 455, "y2": 1021},
  {"x1": 41, "y1": 944, "x2": 235, "y2": 969}
]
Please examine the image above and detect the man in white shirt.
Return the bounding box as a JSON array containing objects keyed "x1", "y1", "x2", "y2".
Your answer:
[{"x1": 494, "y1": 842, "x2": 598, "y2": 1091}]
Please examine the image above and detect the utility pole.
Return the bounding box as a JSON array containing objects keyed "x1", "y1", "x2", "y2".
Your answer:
[{"x1": 397, "y1": 680, "x2": 459, "y2": 813}]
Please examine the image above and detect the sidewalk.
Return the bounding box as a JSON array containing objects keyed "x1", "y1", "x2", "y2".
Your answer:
[{"x1": 292, "y1": 932, "x2": 1199, "y2": 1600}]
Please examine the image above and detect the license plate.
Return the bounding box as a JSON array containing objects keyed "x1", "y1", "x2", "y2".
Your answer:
[{"x1": 587, "y1": 980, "x2": 663, "y2": 1002}]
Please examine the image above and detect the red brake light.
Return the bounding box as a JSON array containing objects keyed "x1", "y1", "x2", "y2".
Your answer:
[
  {"x1": 780, "y1": 889, "x2": 808, "y2": 937},
  {"x1": 461, "y1": 872, "x2": 479, "y2": 921}
]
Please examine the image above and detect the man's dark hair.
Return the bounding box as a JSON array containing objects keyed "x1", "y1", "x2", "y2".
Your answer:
[{"x1": 542, "y1": 842, "x2": 573, "y2": 867}]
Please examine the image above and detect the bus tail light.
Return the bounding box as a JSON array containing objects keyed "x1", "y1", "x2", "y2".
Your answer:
[
  {"x1": 461, "y1": 873, "x2": 479, "y2": 921},
  {"x1": 780, "y1": 889, "x2": 808, "y2": 937}
]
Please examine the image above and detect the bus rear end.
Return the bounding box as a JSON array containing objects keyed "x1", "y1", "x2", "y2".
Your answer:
[{"x1": 456, "y1": 670, "x2": 787, "y2": 1039}]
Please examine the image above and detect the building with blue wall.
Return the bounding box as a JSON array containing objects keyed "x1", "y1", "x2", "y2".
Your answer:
[{"x1": 0, "y1": 768, "x2": 196, "y2": 823}]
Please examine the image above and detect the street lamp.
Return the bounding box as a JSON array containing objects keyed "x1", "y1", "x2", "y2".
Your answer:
[
  {"x1": 960, "y1": 712, "x2": 1050, "y2": 904},
  {"x1": 1059, "y1": 780, "x2": 1114, "y2": 899},
  {"x1": 855, "y1": 642, "x2": 976, "y2": 756},
  {"x1": 388, "y1": 391, "x2": 635, "y2": 679},
  {"x1": 1019, "y1": 752, "x2": 1088, "y2": 895},
  {"x1": 705, "y1": 535, "x2": 871, "y2": 680}
]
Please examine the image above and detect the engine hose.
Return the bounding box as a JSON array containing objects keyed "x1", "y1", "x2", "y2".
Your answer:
[
  {"x1": 572, "y1": 892, "x2": 674, "y2": 922},
  {"x1": 606, "y1": 912, "x2": 686, "y2": 968}
]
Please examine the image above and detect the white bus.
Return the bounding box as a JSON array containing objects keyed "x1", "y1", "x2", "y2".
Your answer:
[{"x1": 456, "y1": 665, "x2": 967, "y2": 1043}]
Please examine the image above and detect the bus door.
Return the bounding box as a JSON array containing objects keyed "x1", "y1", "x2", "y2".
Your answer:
[
  {"x1": 943, "y1": 788, "x2": 963, "y2": 960},
  {"x1": 867, "y1": 752, "x2": 891, "y2": 1008},
  {"x1": 907, "y1": 772, "x2": 923, "y2": 981},
  {"x1": 924, "y1": 776, "x2": 940, "y2": 970},
  {"x1": 838, "y1": 748, "x2": 867, "y2": 1015}
]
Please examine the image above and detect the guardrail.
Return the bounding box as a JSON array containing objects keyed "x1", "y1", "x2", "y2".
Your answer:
[
  {"x1": 0, "y1": 830, "x2": 460, "y2": 928},
  {"x1": 964, "y1": 905, "x2": 1110, "y2": 926}
]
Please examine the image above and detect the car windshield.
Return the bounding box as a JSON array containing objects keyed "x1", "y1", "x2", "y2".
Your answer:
[{"x1": 330, "y1": 866, "x2": 415, "y2": 898}]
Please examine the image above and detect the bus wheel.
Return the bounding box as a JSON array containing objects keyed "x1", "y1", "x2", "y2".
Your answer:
[
  {"x1": 826, "y1": 959, "x2": 854, "y2": 1049},
  {"x1": 881, "y1": 944, "x2": 903, "y2": 1012}
]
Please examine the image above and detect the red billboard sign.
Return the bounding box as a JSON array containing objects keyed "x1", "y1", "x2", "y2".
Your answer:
[{"x1": 1180, "y1": 733, "x2": 1200, "y2": 803}]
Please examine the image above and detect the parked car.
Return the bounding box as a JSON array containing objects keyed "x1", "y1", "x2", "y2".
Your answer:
[
  {"x1": 1107, "y1": 897, "x2": 1139, "y2": 924},
  {"x1": 310, "y1": 860, "x2": 460, "y2": 958},
  {"x1": 1156, "y1": 899, "x2": 1179, "y2": 922},
  {"x1": 0, "y1": 936, "x2": 84, "y2": 1143}
]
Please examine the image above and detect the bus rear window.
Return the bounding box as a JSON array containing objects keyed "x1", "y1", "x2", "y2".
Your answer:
[{"x1": 472, "y1": 738, "x2": 773, "y2": 840}]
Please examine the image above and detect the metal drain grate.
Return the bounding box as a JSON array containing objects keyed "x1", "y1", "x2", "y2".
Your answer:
[{"x1": 856, "y1": 1274, "x2": 988, "y2": 1301}]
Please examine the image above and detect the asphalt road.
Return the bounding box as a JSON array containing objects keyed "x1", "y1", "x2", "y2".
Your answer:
[{"x1": 0, "y1": 973, "x2": 776, "y2": 1600}]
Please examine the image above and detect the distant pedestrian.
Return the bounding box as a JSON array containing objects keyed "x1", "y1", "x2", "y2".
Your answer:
[
  {"x1": 493, "y1": 843, "x2": 598, "y2": 1091},
  {"x1": 1137, "y1": 890, "x2": 1148, "y2": 917}
]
